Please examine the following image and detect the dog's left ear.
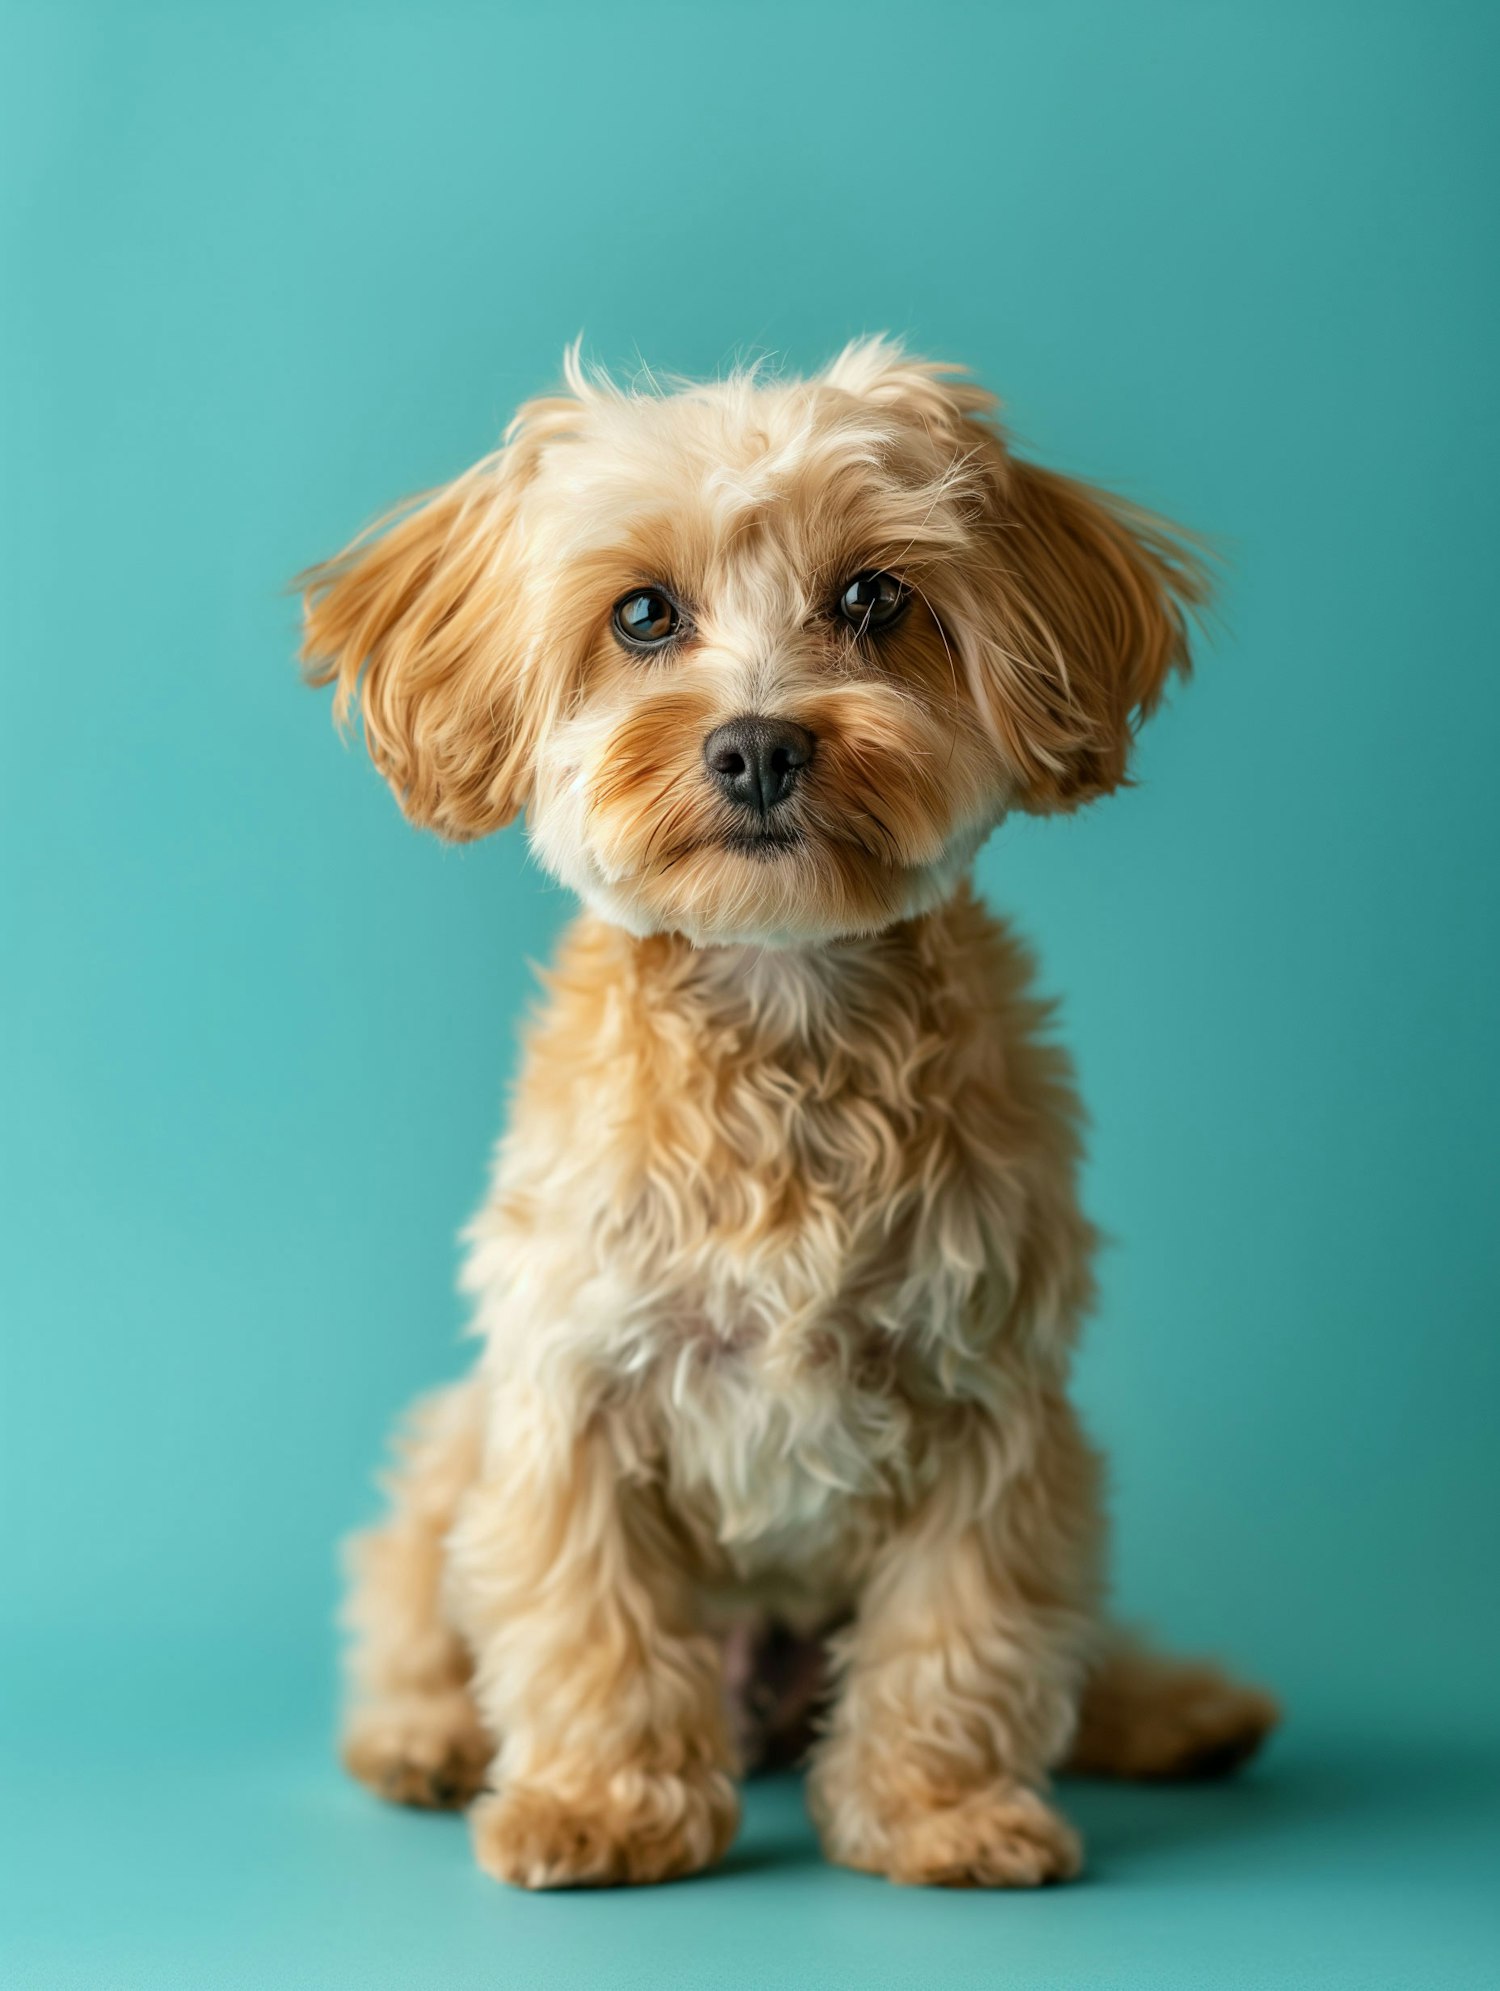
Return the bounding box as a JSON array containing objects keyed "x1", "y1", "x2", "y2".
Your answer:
[
  {"x1": 976, "y1": 454, "x2": 1211, "y2": 809},
  {"x1": 824, "y1": 338, "x2": 1211, "y2": 810}
]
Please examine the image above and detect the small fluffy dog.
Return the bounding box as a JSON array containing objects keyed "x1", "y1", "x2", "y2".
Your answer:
[{"x1": 301, "y1": 340, "x2": 1277, "y2": 1890}]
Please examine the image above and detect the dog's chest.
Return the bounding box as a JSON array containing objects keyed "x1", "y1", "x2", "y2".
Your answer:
[
  {"x1": 624, "y1": 1068, "x2": 1002, "y2": 1576},
  {"x1": 478, "y1": 914, "x2": 1046, "y2": 1575}
]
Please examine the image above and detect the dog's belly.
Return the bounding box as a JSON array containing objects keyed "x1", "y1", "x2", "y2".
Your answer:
[
  {"x1": 665, "y1": 1375, "x2": 886, "y2": 1616},
  {"x1": 647, "y1": 1280, "x2": 939, "y2": 1617}
]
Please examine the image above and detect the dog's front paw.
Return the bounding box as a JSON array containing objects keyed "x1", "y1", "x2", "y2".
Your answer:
[
  {"x1": 884, "y1": 1786, "x2": 1083, "y2": 1887},
  {"x1": 471, "y1": 1767, "x2": 740, "y2": 1888},
  {"x1": 818, "y1": 1778, "x2": 1082, "y2": 1888}
]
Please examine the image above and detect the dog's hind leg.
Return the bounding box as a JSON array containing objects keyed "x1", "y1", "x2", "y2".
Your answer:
[
  {"x1": 1065, "y1": 1634, "x2": 1279, "y2": 1781},
  {"x1": 339, "y1": 1376, "x2": 494, "y2": 1809}
]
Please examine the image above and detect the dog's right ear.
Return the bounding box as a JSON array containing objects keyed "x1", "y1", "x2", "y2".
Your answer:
[{"x1": 298, "y1": 397, "x2": 575, "y2": 840}]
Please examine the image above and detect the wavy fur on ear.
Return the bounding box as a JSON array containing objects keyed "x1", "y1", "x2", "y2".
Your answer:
[
  {"x1": 298, "y1": 398, "x2": 577, "y2": 839},
  {"x1": 823, "y1": 335, "x2": 1211, "y2": 810},
  {"x1": 975, "y1": 453, "x2": 1212, "y2": 808}
]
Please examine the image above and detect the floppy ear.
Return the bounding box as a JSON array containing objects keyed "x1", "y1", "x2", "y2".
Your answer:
[
  {"x1": 298, "y1": 397, "x2": 574, "y2": 840},
  {"x1": 977, "y1": 455, "x2": 1211, "y2": 809},
  {"x1": 825, "y1": 337, "x2": 1210, "y2": 810}
]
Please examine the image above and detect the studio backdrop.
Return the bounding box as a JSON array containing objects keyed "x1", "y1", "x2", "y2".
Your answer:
[{"x1": 3, "y1": 5, "x2": 1497, "y2": 1989}]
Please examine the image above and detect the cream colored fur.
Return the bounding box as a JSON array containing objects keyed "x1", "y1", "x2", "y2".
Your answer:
[{"x1": 304, "y1": 341, "x2": 1277, "y2": 1889}]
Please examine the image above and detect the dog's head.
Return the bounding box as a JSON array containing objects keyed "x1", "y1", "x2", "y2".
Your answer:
[{"x1": 301, "y1": 340, "x2": 1207, "y2": 946}]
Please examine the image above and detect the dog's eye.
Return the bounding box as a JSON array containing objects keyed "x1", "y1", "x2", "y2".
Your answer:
[
  {"x1": 612, "y1": 588, "x2": 681, "y2": 651},
  {"x1": 836, "y1": 570, "x2": 909, "y2": 635}
]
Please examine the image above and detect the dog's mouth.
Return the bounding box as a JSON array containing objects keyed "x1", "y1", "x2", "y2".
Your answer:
[{"x1": 720, "y1": 823, "x2": 805, "y2": 860}]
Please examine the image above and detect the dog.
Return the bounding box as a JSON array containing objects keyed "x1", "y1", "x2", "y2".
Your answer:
[{"x1": 300, "y1": 339, "x2": 1278, "y2": 1889}]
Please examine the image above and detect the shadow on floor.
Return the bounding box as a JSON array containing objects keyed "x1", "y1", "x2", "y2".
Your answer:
[
  {"x1": 1063, "y1": 1731, "x2": 1498, "y2": 1878},
  {"x1": 712, "y1": 1732, "x2": 1500, "y2": 1885}
]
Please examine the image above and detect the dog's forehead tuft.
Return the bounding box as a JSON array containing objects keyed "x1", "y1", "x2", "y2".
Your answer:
[{"x1": 531, "y1": 375, "x2": 968, "y2": 558}]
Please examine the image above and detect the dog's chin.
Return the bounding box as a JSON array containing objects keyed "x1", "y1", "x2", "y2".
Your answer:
[
  {"x1": 571, "y1": 818, "x2": 996, "y2": 953},
  {"x1": 716, "y1": 824, "x2": 806, "y2": 863}
]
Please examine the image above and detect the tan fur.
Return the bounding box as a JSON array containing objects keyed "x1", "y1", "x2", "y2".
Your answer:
[
  {"x1": 1068, "y1": 1638, "x2": 1281, "y2": 1782},
  {"x1": 339, "y1": 1381, "x2": 491, "y2": 1808},
  {"x1": 303, "y1": 341, "x2": 1273, "y2": 1888}
]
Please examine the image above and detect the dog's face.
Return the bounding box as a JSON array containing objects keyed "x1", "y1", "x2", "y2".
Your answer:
[{"x1": 302, "y1": 341, "x2": 1206, "y2": 946}]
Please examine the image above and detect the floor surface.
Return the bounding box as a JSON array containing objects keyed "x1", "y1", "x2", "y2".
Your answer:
[{"x1": 5, "y1": 1681, "x2": 1497, "y2": 1991}]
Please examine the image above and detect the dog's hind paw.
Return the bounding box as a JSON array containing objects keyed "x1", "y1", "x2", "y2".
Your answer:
[
  {"x1": 1068, "y1": 1646, "x2": 1280, "y2": 1781},
  {"x1": 341, "y1": 1690, "x2": 492, "y2": 1809}
]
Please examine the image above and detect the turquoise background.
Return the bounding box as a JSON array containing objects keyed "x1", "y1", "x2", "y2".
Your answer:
[{"x1": 3, "y1": 3, "x2": 1498, "y2": 1985}]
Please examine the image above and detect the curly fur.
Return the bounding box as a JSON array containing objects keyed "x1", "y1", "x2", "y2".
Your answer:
[{"x1": 301, "y1": 340, "x2": 1276, "y2": 1889}]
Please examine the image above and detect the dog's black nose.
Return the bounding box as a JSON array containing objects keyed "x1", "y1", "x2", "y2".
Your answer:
[{"x1": 703, "y1": 717, "x2": 815, "y2": 815}]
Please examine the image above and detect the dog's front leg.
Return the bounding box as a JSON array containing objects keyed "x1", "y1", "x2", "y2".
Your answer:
[
  {"x1": 808, "y1": 1410, "x2": 1100, "y2": 1887},
  {"x1": 450, "y1": 1394, "x2": 739, "y2": 1889}
]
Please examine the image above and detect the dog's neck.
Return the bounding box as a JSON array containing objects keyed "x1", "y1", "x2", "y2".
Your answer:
[
  {"x1": 609, "y1": 886, "x2": 978, "y2": 1052},
  {"x1": 689, "y1": 931, "x2": 915, "y2": 1034}
]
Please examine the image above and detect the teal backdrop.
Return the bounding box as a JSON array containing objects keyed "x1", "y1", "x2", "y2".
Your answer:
[{"x1": 3, "y1": 4, "x2": 1497, "y2": 1987}]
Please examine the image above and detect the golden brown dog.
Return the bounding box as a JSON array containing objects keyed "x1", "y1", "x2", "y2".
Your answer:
[{"x1": 301, "y1": 340, "x2": 1277, "y2": 1889}]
